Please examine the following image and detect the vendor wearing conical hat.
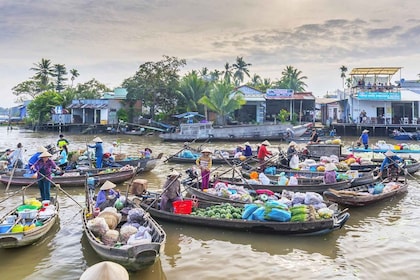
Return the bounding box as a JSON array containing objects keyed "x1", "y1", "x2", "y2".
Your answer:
[
  {"x1": 243, "y1": 142, "x2": 253, "y2": 157},
  {"x1": 286, "y1": 141, "x2": 298, "y2": 166},
  {"x1": 96, "y1": 180, "x2": 120, "y2": 211},
  {"x1": 79, "y1": 261, "x2": 129, "y2": 280},
  {"x1": 88, "y1": 137, "x2": 104, "y2": 168},
  {"x1": 379, "y1": 150, "x2": 403, "y2": 181},
  {"x1": 28, "y1": 146, "x2": 48, "y2": 169},
  {"x1": 31, "y1": 151, "x2": 60, "y2": 201},
  {"x1": 357, "y1": 129, "x2": 369, "y2": 149},
  {"x1": 160, "y1": 169, "x2": 182, "y2": 212},
  {"x1": 257, "y1": 140, "x2": 272, "y2": 170},
  {"x1": 323, "y1": 163, "x2": 337, "y2": 184},
  {"x1": 196, "y1": 148, "x2": 213, "y2": 190}
]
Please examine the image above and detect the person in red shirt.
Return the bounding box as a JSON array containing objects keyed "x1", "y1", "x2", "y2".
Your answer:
[{"x1": 257, "y1": 140, "x2": 272, "y2": 171}]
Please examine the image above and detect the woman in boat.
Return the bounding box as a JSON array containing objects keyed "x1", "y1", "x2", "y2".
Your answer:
[
  {"x1": 243, "y1": 142, "x2": 253, "y2": 157},
  {"x1": 357, "y1": 129, "x2": 369, "y2": 149},
  {"x1": 257, "y1": 140, "x2": 272, "y2": 171},
  {"x1": 58, "y1": 144, "x2": 68, "y2": 169},
  {"x1": 88, "y1": 137, "x2": 104, "y2": 168},
  {"x1": 378, "y1": 150, "x2": 403, "y2": 181},
  {"x1": 8, "y1": 142, "x2": 25, "y2": 169},
  {"x1": 31, "y1": 151, "x2": 60, "y2": 201},
  {"x1": 196, "y1": 148, "x2": 213, "y2": 190},
  {"x1": 95, "y1": 180, "x2": 120, "y2": 211},
  {"x1": 160, "y1": 170, "x2": 182, "y2": 212},
  {"x1": 28, "y1": 146, "x2": 47, "y2": 170},
  {"x1": 286, "y1": 141, "x2": 298, "y2": 166},
  {"x1": 309, "y1": 128, "x2": 320, "y2": 144},
  {"x1": 323, "y1": 163, "x2": 337, "y2": 184}
]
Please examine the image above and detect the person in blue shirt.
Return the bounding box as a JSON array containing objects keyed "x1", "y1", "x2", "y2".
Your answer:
[
  {"x1": 243, "y1": 142, "x2": 253, "y2": 157},
  {"x1": 88, "y1": 137, "x2": 104, "y2": 168},
  {"x1": 358, "y1": 129, "x2": 369, "y2": 149},
  {"x1": 95, "y1": 180, "x2": 120, "y2": 211},
  {"x1": 379, "y1": 150, "x2": 403, "y2": 181}
]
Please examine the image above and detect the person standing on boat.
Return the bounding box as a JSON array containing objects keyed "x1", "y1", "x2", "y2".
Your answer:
[
  {"x1": 196, "y1": 148, "x2": 213, "y2": 190},
  {"x1": 57, "y1": 134, "x2": 69, "y2": 151},
  {"x1": 243, "y1": 142, "x2": 253, "y2": 157},
  {"x1": 31, "y1": 151, "x2": 60, "y2": 201},
  {"x1": 28, "y1": 146, "x2": 47, "y2": 170},
  {"x1": 286, "y1": 141, "x2": 298, "y2": 166},
  {"x1": 8, "y1": 142, "x2": 25, "y2": 169},
  {"x1": 357, "y1": 129, "x2": 369, "y2": 149},
  {"x1": 160, "y1": 170, "x2": 182, "y2": 212},
  {"x1": 88, "y1": 137, "x2": 104, "y2": 168},
  {"x1": 95, "y1": 180, "x2": 120, "y2": 211},
  {"x1": 378, "y1": 150, "x2": 403, "y2": 181},
  {"x1": 257, "y1": 140, "x2": 272, "y2": 171},
  {"x1": 58, "y1": 144, "x2": 69, "y2": 169}
]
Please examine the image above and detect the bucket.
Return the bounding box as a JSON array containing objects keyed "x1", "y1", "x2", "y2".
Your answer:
[{"x1": 173, "y1": 200, "x2": 193, "y2": 215}]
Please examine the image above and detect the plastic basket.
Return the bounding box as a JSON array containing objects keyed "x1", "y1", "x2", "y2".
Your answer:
[
  {"x1": 173, "y1": 200, "x2": 193, "y2": 215},
  {"x1": 18, "y1": 209, "x2": 38, "y2": 219},
  {"x1": 0, "y1": 224, "x2": 13, "y2": 233}
]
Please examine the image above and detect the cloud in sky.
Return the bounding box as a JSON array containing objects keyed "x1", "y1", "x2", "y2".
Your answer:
[{"x1": 0, "y1": 0, "x2": 419, "y2": 107}]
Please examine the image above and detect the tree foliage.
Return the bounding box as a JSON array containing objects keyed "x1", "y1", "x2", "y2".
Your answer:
[
  {"x1": 198, "y1": 81, "x2": 246, "y2": 125},
  {"x1": 27, "y1": 91, "x2": 63, "y2": 124},
  {"x1": 176, "y1": 71, "x2": 208, "y2": 114},
  {"x1": 54, "y1": 64, "x2": 68, "y2": 92},
  {"x1": 122, "y1": 55, "x2": 186, "y2": 119},
  {"x1": 275, "y1": 66, "x2": 308, "y2": 92},
  {"x1": 74, "y1": 78, "x2": 110, "y2": 99}
]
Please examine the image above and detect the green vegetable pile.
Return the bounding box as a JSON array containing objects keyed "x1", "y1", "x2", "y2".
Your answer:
[{"x1": 190, "y1": 203, "x2": 243, "y2": 219}]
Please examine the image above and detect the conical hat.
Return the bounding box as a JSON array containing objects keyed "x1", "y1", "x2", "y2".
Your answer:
[
  {"x1": 39, "y1": 151, "x2": 52, "y2": 158},
  {"x1": 79, "y1": 261, "x2": 129, "y2": 280},
  {"x1": 169, "y1": 170, "x2": 180, "y2": 177},
  {"x1": 261, "y1": 140, "x2": 271, "y2": 146},
  {"x1": 37, "y1": 146, "x2": 48, "y2": 153},
  {"x1": 325, "y1": 163, "x2": 336, "y2": 171},
  {"x1": 100, "y1": 180, "x2": 116, "y2": 190},
  {"x1": 289, "y1": 141, "x2": 297, "y2": 147},
  {"x1": 92, "y1": 137, "x2": 103, "y2": 142},
  {"x1": 201, "y1": 148, "x2": 212, "y2": 154},
  {"x1": 244, "y1": 142, "x2": 250, "y2": 146}
]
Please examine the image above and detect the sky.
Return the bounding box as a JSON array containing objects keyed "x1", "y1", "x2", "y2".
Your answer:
[{"x1": 1, "y1": 0, "x2": 419, "y2": 108}]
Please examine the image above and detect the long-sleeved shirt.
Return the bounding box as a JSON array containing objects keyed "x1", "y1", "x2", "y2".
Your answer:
[
  {"x1": 28, "y1": 152, "x2": 41, "y2": 168},
  {"x1": 95, "y1": 189, "x2": 119, "y2": 208},
  {"x1": 243, "y1": 146, "x2": 253, "y2": 157},
  {"x1": 162, "y1": 177, "x2": 181, "y2": 200},
  {"x1": 88, "y1": 143, "x2": 103, "y2": 158},
  {"x1": 33, "y1": 159, "x2": 57, "y2": 179},
  {"x1": 257, "y1": 145, "x2": 271, "y2": 160},
  {"x1": 380, "y1": 155, "x2": 403, "y2": 172}
]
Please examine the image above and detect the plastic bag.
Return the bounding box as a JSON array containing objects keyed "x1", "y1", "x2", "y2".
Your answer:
[
  {"x1": 288, "y1": 176, "x2": 298, "y2": 186},
  {"x1": 289, "y1": 154, "x2": 299, "y2": 169}
]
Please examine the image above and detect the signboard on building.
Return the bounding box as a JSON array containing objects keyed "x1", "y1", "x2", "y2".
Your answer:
[
  {"x1": 358, "y1": 91, "x2": 401, "y2": 101},
  {"x1": 266, "y1": 88, "x2": 294, "y2": 98},
  {"x1": 55, "y1": 106, "x2": 63, "y2": 114}
]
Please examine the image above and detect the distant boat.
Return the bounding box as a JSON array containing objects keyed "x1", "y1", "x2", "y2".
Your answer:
[
  {"x1": 159, "y1": 121, "x2": 311, "y2": 142},
  {"x1": 389, "y1": 130, "x2": 420, "y2": 141}
]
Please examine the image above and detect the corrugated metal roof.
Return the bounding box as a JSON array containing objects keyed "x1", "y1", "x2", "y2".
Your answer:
[
  {"x1": 349, "y1": 67, "x2": 401, "y2": 76},
  {"x1": 68, "y1": 103, "x2": 108, "y2": 109}
]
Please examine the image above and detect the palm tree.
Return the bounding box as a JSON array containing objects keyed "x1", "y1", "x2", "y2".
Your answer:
[
  {"x1": 340, "y1": 65, "x2": 348, "y2": 89},
  {"x1": 176, "y1": 72, "x2": 208, "y2": 113},
  {"x1": 198, "y1": 81, "x2": 246, "y2": 125},
  {"x1": 278, "y1": 66, "x2": 308, "y2": 92},
  {"x1": 222, "y1": 62, "x2": 233, "y2": 84},
  {"x1": 70, "y1": 69, "x2": 80, "y2": 88},
  {"x1": 54, "y1": 64, "x2": 68, "y2": 92},
  {"x1": 30, "y1": 58, "x2": 55, "y2": 89},
  {"x1": 232, "y1": 56, "x2": 252, "y2": 84},
  {"x1": 249, "y1": 74, "x2": 262, "y2": 87}
]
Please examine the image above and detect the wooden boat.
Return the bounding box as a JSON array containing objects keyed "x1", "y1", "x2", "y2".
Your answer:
[
  {"x1": 185, "y1": 176, "x2": 353, "y2": 194},
  {"x1": 389, "y1": 130, "x2": 420, "y2": 141},
  {"x1": 135, "y1": 197, "x2": 350, "y2": 235},
  {"x1": 348, "y1": 147, "x2": 420, "y2": 154},
  {"x1": 159, "y1": 121, "x2": 310, "y2": 142},
  {"x1": 82, "y1": 186, "x2": 166, "y2": 271},
  {"x1": 323, "y1": 180, "x2": 408, "y2": 207},
  {"x1": 0, "y1": 166, "x2": 138, "y2": 188},
  {"x1": 0, "y1": 196, "x2": 59, "y2": 248},
  {"x1": 114, "y1": 154, "x2": 162, "y2": 172},
  {"x1": 348, "y1": 157, "x2": 420, "y2": 174},
  {"x1": 241, "y1": 168, "x2": 376, "y2": 187}
]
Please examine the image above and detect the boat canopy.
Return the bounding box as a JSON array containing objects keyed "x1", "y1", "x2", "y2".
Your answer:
[
  {"x1": 349, "y1": 67, "x2": 401, "y2": 76},
  {"x1": 172, "y1": 112, "x2": 206, "y2": 119}
]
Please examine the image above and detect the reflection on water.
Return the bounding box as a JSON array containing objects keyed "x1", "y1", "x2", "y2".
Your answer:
[{"x1": 0, "y1": 127, "x2": 420, "y2": 279}]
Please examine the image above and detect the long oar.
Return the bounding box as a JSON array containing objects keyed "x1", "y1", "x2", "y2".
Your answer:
[
  {"x1": 145, "y1": 174, "x2": 181, "y2": 211},
  {"x1": 5, "y1": 149, "x2": 23, "y2": 193},
  {"x1": 163, "y1": 147, "x2": 186, "y2": 163},
  {"x1": 37, "y1": 173, "x2": 84, "y2": 209},
  {"x1": 0, "y1": 178, "x2": 43, "y2": 204}
]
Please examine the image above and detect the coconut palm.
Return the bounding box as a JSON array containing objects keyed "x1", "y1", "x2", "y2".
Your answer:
[
  {"x1": 340, "y1": 65, "x2": 348, "y2": 89},
  {"x1": 176, "y1": 72, "x2": 208, "y2": 113},
  {"x1": 232, "y1": 56, "x2": 252, "y2": 84},
  {"x1": 277, "y1": 66, "x2": 308, "y2": 92},
  {"x1": 70, "y1": 69, "x2": 80, "y2": 88},
  {"x1": 54, "y1": 64, "x2": 68, "y2": 92},
  {"x1": 222, "y1": 62, "x2": 233, "y2": 84},
  {"x1": 30, "y1": 58, "x2": 55, "y2": 90},
  {"x1": 249, "y1": 74, "x2": 263, "y2": 87},
  {"x1": 198, "y1": 81, "x2": 246, "y2": 125}
]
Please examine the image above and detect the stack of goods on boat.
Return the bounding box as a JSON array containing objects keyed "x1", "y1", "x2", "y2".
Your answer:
[{"x1": 87, "y1": 206, "x2": 153, "y2": 247}]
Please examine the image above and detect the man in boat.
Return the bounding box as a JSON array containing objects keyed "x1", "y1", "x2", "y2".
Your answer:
[
  {"x1": 95, "y1": 180, "x2": 120, "y2": 211},
  {"x1": 243, "y1": 142, "x2": 253, "y2": 157},
  {"x1": 378, "y1": 150, "x2": 404, "y2": 181},
  {"x1": 286, "y1": 141, "x2": 298, "y2": 167},
  {"x1": 88, "y1": 137, "x2": 104, "y2": 168},
  {"x1": 7, "y1": 142, "x2": 25, "y2": 169},
  {"x1": 309, "y1": 128, "x2": 320, "y2": 144},
  {"x1": 160, "y1": 169, "x2": 182, "y2": 212},
  {"x1": 57, "y1": 134, "x2": 69, "y2": 152},
  {"x1": 357, "y1": 129, "x2": 369, "y2": 149}
]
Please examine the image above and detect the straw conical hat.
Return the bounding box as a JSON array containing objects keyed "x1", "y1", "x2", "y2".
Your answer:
[
  {"x1": 201, "y1": 148, "x2": 212, "y2": 154},
  {"x1": 92, "y1": 137, "x2": 103, "y2": 142},
  {"x1": 37, "y1": 146, "x2": 48, "y2": 153},
  {"x1": 385, "y1": 150, "x2": 395, "y2": 157},
  {"x1": 169, "y1": 170, "x2": 180, "y2": 177},
  {"x1": 100, "y1": 180, "x2": 116, "y2": 190},
  {"x1": 39, "y1": 151, "x2": 52, "y2": 158},
  {"x1": 79, "y1": 261, "x2": 129, "y2": 280},
  {"x1": 261, "y1": 140, "x2": 271, "y2": 146}
]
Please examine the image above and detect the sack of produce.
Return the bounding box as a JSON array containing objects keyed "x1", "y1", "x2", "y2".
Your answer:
[
  {"x1": 120, "y1": 225, "x2": 138, "y2": 244},
  {"x1": 264, "y1": 208, "x2": 291, "y2": 222},
  {"x1": 87, "y1": 217, "x2": 109, "y2": 237},
  {"x1": 127, "y1": 208, "x2": 145, "y2": 224},
  {"x1": 102, "y1": 229, "x2": 120, "y2": 246},
  {"x1": 242, "y1": 204, "x2": 259, "y2": 219}
]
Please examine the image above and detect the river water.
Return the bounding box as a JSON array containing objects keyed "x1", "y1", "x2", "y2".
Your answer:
[{"x1": 0, "y1": 127, "x2": 419, "y2": 280}]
